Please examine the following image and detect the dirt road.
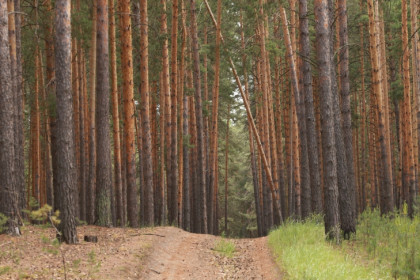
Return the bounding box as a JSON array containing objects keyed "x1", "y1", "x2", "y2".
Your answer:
[
  {"x1": 140, "y1": 227, "x2": 281, "y2": 280},
  {"x1": 0, "y1": 226, "x2": 280, "y2": 279}
]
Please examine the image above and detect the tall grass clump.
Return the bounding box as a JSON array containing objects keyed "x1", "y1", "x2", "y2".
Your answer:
[
  {"x1": 268, "y1": 215, "x2": 389, "y2": 280},
  {"x1": 356, "y1": 205, "x2": 419, "y2": 279}
]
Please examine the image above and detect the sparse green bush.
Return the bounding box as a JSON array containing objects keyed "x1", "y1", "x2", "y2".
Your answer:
[
  {"x1": 24, "y1": 202, "x2": 60, "y2": 226},
  {"x1": 214, "y1": 238, "x2": 236, "y2": 258}
]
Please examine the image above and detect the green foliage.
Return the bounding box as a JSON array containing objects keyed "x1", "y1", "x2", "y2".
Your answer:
[
  {"x1": 268, "y1": 216, "x2": 389, "y2": 280},
  {"x1": 24, "y1": 203, "x2": 61, "y2": 226},
  {"x1": 0, "y1": 266, "x2": 11, "y2": 276},
  {"x1": 269, "y1": 210, "x2": 420, "y2": 279},
  {"x1": 390, "y1": 77, "x2": 404, "y2": 101},
  {"x1": 40, "y1": 235, "x2": 61, "y2": 256},
  {"x1": 357, "y1": 207, "x2": 420, "y2": 279},
  {"x1": 0, "y1": 212, "x2": 7, "y2": 233},
  {"x1": 214, "y1": 238, "x2": 236, "y2": 258},
  {"x1": 87, "y1": 250, "x2": 101, "y2": 276}
]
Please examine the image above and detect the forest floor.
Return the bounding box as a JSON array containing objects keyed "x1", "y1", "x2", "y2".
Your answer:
[{"x1": 0, "y1": 225, "x2": 281, "y2": 279}]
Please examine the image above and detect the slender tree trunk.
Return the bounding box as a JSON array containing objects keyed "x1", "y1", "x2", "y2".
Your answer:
[
  {"x1": 119, "y1": 0, "x2": 137, "y2": 227},
  {"x1": 45, "y1": 0, "x2": 55, "y2": 209},
  {"x1": 87, "y1": 0, "x2": 97, "y2": 224},
  {"x1": 338, "y1": 0, "x2": 356, "y2": 235},
  {"x1": 203, "y1": 0, "x2": 282, "y2": 223},
  {"x1": 54, "y1": 0, "x2": 78, "y2": 243},
  {"x1": 359, "y1": 0, "x2": 367, "y2": 212},
  {"x1": 139, "y1": 0, "x2": 154, "y2": 226},
  {"x1": 224, "y1": 104, "x2": 231, "y2": 234},
  {"x1": 241, "y1": 11, "x2": 264, "y2": 234},
  {"x1": 0, "y1": 0, "x2": 20, "y2": 235},
  {"x1": 367, "y1": 0, "x2": 394, "y2": 214},
  {"x1": 13, "y1": 0, "x2": 25, "y2": 214},
  {"x1": 109, "y1": 0, "x2": 123, "y2": 226},
  {"x1": 314, "y1": 0, "x2": 340, "y2": 240},
  {"x1": 95, "y1": 0, "x2": 112, "y2": 226},
  {"x1": 401, "y1": 0, "x2": 416, "y2": 216},
  {"x1": 208, "y1": 0, "x2": 222, "y2": 234},
  {"x1": 190, "y1": 0, "x2": 208, "y2": 233},
  {"x1": 168, "y1": 0, "x2": 179, "y2": 226},
  {"x1": 413, "y1": 0, "x2": 420, "y2": 191},
  {"x1": 299, "y1": 0, "x2": 322, "y2": 214},
  {"x1": 280, "y1": 6, "x2": 310, "y2": 219},
  {"x1": 179, "y1": 0, "x2": 188, "y2": 229},
  {"x1": 158, "y1": 0, "x2": 170, "y2": 226}
]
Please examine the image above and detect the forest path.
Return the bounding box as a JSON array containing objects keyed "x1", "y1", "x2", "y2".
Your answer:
[{"x1": 140, "y1": 227, "x2": 281, "y2": 280}]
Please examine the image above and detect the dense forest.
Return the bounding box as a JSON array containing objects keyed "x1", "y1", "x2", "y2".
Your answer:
[{"x1": 0, "y1": 0, "x2": 419, "y2": 244}]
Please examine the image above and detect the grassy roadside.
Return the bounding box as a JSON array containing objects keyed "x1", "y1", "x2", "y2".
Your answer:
[{"x1": 268, "y1": 210, "x2": 420, "y2": 280}]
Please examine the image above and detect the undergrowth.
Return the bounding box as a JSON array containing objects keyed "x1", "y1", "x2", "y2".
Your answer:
[
  {"x1": 268, "y1": 215, "x2": 389, "y2": 280},
  {"x1": 268, "y1": 208, "x2": 419, "y2": 280},
  {"x1": 214, "y1": 238, "x2": 236, "y2": 258},
  {"x1": 356, "y1": 206, "x2": 419, "y2": 279}
]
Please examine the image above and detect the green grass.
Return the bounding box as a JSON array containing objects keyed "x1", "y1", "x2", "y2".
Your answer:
[
  {"x1": 0, "y1": 266, "x2": 11, "y2": 276},
  {"x1": 214, "y1": 238, "x2": 236, "y2": 258},
  {"x1": 356, "y1": 207, "x2": 419, "y2": 279},
  {"x1": 268, "y1": 216, "x2": 390, "y2": 280}
]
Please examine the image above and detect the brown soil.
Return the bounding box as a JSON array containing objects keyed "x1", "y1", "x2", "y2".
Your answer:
[
  {"x1": 140, "y1": 227, "x2": 281, "y2": 280},
  {"x1": 0, "y1": 226, "x2": 281, "y2": 280}
]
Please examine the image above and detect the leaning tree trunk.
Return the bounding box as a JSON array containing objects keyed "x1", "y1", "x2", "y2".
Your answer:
[
  {"x1": 280, "y1": 5, "x2": 310, "y2": 219},
  {"x1": 53, "y1": 0, "x2": 78, "y2": 243}
]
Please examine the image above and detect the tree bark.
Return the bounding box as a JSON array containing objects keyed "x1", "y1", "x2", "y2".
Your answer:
[
  {"x1": 0, "y1": 0, "x2": 20, "y2": 235},
  {"x1": 190, "y1": 0, "x2": 208, "y2": 233},
  {"x1": 139, "y1": 0, "x2": 154, "y2": 226},
  {"x1": 299, "y1": 0, "x2": 323, "y2": 214},
  {"x1": 87, "y1": 0, "x2": 97, "y2": 225},
  {"x1": 95, "y1": 0, "x2": 112, "y2": 226},
  {"x1": 337, "y1": 0, "x2": 356, "y2": 235},
  {"x1": 119, "y1": 0, "x2": 137, "y2": 227},
  {"x1": 110, "y1": 0, "x2": 123, "y2": 226},
  {"x1": 314, "y1": 0, "x2": 340, "y2": 240},
  {"x1": 367, "y1": 0, "x2": 394, "y2": 214},
  {"x1": 54, "y1": 0, "x2": 78, "y2": 243},
  {"x1": 401, "y1": 0, "x2": 415, "y2": 216},
  {"x1": 168, "y1": 0, "x2": 179, "y2": 226}
]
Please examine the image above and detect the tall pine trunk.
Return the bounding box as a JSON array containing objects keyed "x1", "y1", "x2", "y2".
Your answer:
[
  {"x1": 119, "y1": 0, "x2": 137, "y2": 227},
  {"x1": 95, "y1": 0, "x2": 112, "y2": 226},
  {"x1": 54, "y1": 0, "x2": 78, "y2": 242},
  {"x1": 110, "y1": 0, "x2": 123, "y2": 226},
  {"x1": 139, "y1": 0, "x2": 154, "y2": 226},
  {"x1": 190, "y1": 0, "x2": 208, "y2": 233},
  {"x1": 314, "y1": 0, "x2": 340, "y2": 240},
  {"x1": 0, "y1": 0, "x2": 20, "y2": 235}
]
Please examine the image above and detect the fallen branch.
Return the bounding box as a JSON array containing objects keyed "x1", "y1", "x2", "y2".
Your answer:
[{"x1": 130, "y1": 233, "x2": 165, "y2": 238}]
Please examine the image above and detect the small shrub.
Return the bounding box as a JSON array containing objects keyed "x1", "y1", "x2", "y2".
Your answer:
[{"x1": 214, "y1": 238, "x2": 236, "y2": 258}]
